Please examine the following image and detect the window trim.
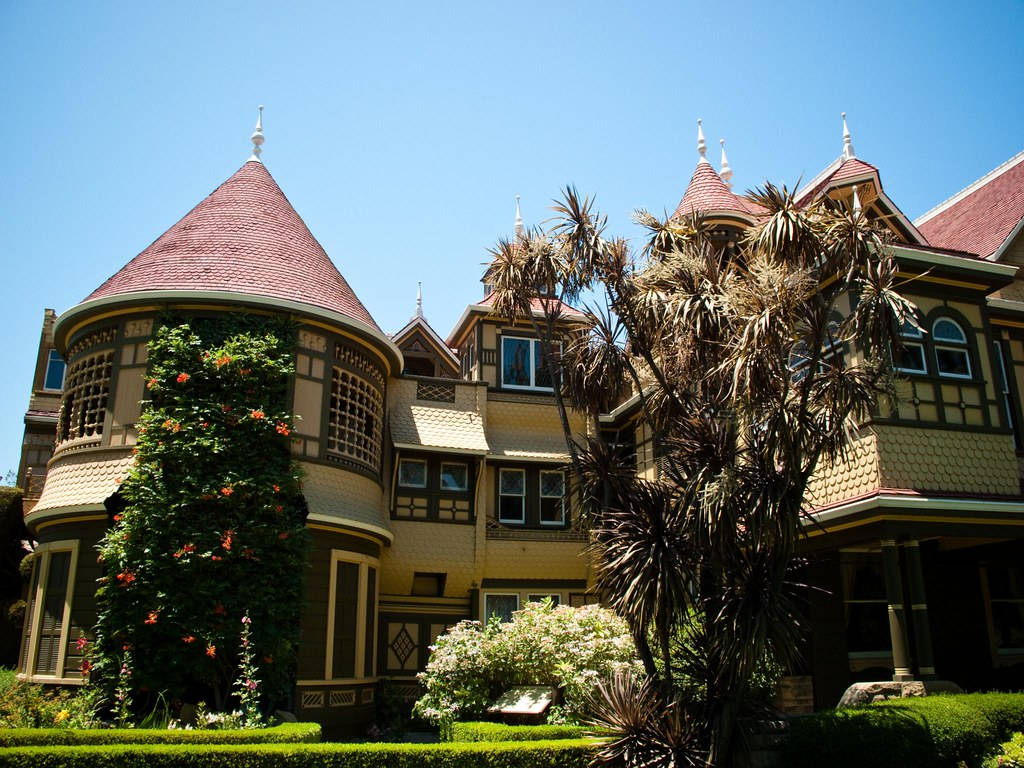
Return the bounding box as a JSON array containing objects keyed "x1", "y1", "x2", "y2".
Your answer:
[
  {"x1": 539, "y1": 470, "x2": 566, "y2": 527},
  {"x1": 894, "y1": 320, "x2": 928, "y2": 375},
  {"x1": 324, "y1": 549, "x2": 379, "y2": 681},
  {"x1": 21, "y1": 540, "x2": 78, "y2": 683},
  {"x1": 440, "y1": 462, "x2": 469, "y2": 492},
  {"x1": 498, "y1": 468, "x2": 526, "y2": 524},
  {"x1": 932, "y1": 317, "x2": 973, "y2": 380},
  {"x1": 397, "y1": 458, "x2": 428, "y2": 489},
  {"x1": 500, "y1": 336, "x2": 561, "y2": 392},
  {"x1": 43, "y1": 350, "x2": 66, "y2": 392},
  {"x1": 483, "y1": 592, "x2": 520, "y2": 623}
]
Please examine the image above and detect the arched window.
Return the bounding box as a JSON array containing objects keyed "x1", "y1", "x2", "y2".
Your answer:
[
  {"x1": 932, "y1": 317, "x2": 972, "y2": 379},
  {"x1": 894, "y1": 319, "x2": 927, "y2": 375}
]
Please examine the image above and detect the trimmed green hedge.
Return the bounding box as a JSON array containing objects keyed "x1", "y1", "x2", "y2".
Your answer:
[
  {"x1": 785, "y1": 692, "x2": 1024, "y2": 768},
  {"x1": 0, "y1": 722, "x2": 321, "y2": 748},
  {"x1": 0, "y1": 739, "x2": 598, "y2": 768},
  {"x1": 450, "y1": 722, "x2": 588, "y2": 742}
]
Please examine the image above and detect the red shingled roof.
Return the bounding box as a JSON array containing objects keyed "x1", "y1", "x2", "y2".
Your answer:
[
  {"x1": 796, "y1": 157, "x2": 878, "y2": 206},
  {"x1": 672, "y1": 160, "x2": 754, "y2": 220},
  {"x1": 477, "y1": 291, "x2": 585, "y2": 317},
  {"x1": 917, "y1": 152, "x2": 1024, "y2": 258},
  {"x1": 86, "y1": 160, "x2": 379, "y2": 330}
]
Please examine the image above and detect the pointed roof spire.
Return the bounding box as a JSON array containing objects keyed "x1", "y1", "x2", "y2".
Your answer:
[
  {"x1": 514, "y1": 195, "x2": 524, "y2": 239},
  {"x1": 852, "y1": 184, "x2": 862, "y2": 216},
  {"x1": 841, "y1": 111, "x2": 855, "y2": 160},
  {"x1": 719, "y1": 138, "x2": 733, "y2": 189},
  {"x1": 696, "y1": 118, "x2": 709, "y2": 164},
  {"x1": 249, "y1": 105, "x2": 265, "y2": 163},
  {"x1": 414, "y1": 281, "x2": 424, "y2": 320}
]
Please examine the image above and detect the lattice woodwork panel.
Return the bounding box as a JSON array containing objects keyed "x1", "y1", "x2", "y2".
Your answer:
[
  {"x1": 329, "y1": 689, "x2": 356, "y2": 707},
  {"x1": 327, "y1": 367, "x2": 383, "y2": 470},
  {"x1": 416, "y1": 381, "x2": 456, "y2": 403}
]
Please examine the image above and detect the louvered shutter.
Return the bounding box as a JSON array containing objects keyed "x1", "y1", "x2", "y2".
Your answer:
[{"x1": 34, "y1": 552, "x2": 71, "y2": 676}]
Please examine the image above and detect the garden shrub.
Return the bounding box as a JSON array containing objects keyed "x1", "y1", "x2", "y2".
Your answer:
[
  {"x1": 450, "y1": 721, "x2": 588, "y2": 742},
  {"x1": 93, "y1": 316, "x2": 309, "y2": 717},
  {"x1": 413, "y1": 601, "x2": 641, "y2": 727},
  {"x1": 0, "y1": 722, "x2": 321, "y2": 747},
  {"x1": 785, "y1": 692, "x2": 1024, "y2": 768},
  {"x1": 0, "y1": 738, "x2": 598, "y2": 768},
  {"x1": 0, "y1": 671, "x2": 97, "y2": 729},
  {"x1": 986, "y1": 732, "x2": 1024, "y2": 768}
]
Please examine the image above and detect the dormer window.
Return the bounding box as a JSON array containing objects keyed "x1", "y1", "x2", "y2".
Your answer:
[
  {"x1": 894, "y1": 320, "x2": 927, "y2": 375},
  {"x1": 933, "y1": 317, "x2": 972, "y2": 379},
  {"x1": 501, "y1": 337, "x2": 560, "y2": 391}
]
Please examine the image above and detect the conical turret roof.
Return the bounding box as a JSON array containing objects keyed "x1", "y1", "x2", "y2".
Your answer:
[
  {"x1": 672, "y1": 160, "x2": 755, "y2": 220},
  {"x1": 85, "y1": 160, "x2": 379, "y2": 330}
]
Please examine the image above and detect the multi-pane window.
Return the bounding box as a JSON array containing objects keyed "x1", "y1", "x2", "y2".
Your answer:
[
  {"x1": 842, "y1": 558, "x2": 891, "y2": 658},
  {"x1": 398, "y1": 459, "x2": 427, "y2": 488},
  {"x1": 501, "y1": 337, "x2": 560, "y2": 391},
  {"x1": 57, "y1": 352, "x2": 114, "y2": 443},
  {"x1": 498, "y1": 468, "x2": 526, "y2": 523},
  {"x1": 893, "y1": 320, "x2": 927, "y2": 375},
  {"x1": 440, "y1": 462, "x2": 469, "y2": 491},
  {"x1": 484, "y1": 593, "x2": 519, "y2": 623},
  {"x1": 987, "y1": 564, "x2": 1024, "y2": 654},
  {"x1": 539, "y1": 470, "x2": 565, "y2": 525},
  {"x1": 933, "y1": 317, "x2": 972, "y2": 379},
  {"x1": 328, "y1": 367, "x2": 384, "y2": 471},
  {"x1": 43, "y1": 350, "x2": 66, "y2": 391}
]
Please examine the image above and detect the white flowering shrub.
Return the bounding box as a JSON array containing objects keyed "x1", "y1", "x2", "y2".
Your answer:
[{"x1": 413, "y1": 601, "x2": 640, "y2": 728}]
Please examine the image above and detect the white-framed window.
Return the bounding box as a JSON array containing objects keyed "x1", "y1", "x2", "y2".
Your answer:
[
  {"x1": 440, "y1": 462, "x2": 469, "y2": 492},
  {"x1": 933, "y1": 317, "x2": 972, "y2": 379},
  {"x1": 397, "y1": 458, "x2": 428, "y2": 488},
  {"x1": 43, "y1": 350, "x2": 66, "y2": 391},
  {"x1": 527, "y1": 593, "x2": 561, "y2": 606},
  {"x1": 539, "y1": 470, "x2": 566, "y2": 525},
  {"x1": 500, "y1": 337, "x2": 560, "y2": 391},
  {"x1": 498, "y1": 468, "x2": 526, "y2": 523},
  {"x1": 894, "y1": 319, "x2": 927, "y2": 375},
  {"x1": 20, "y1": 541, "x2": 78, "y2": 681},
  {"x1": 324, "y1": 550, "x2": 379, "y2": 681},
  {"x1": 484, "y1": 593, "x2": 519, "y2": 623}
]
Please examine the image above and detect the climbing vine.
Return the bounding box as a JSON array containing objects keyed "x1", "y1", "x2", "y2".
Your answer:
[{"x1": 93, "y1": 315, "x2": 309, "y2": 717}]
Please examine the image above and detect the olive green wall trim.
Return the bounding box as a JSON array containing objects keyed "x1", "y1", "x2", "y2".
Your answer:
[
  {"x1": 891, "y1": 245, "x2": 1018, "y2": 279},
  {"x1": 26, "y1": 507, "x2": 107, "y2": 533},
  {"x1": 53, "y1": 291, "x2": 403, "y2": 374},
  {"x1": 480, "y1": 578, "x2": 587, "y2": 589},
  {"x1": 307, "y1": 514, "x2": 393, "y2": 544}
]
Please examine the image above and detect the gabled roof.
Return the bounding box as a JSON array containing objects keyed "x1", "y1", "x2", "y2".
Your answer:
[
  {"x1": 85, "y1": 160, "x2": 379, "y2": 330},
  {"x1": 793, "y1": 155, "x2": 927, "y2": 246},
  {"x1": 672, "y1": 160, "x2": 755, "y2": 222},
  {"x1": 915, "y1": 150, "x2": 1024, "y2": 259},
  {"x1": 795, "y1": 157, "x2": 879, "y2": 206},
  {"x1": 446, "y1": 293, "x2": 586, "y2": 347},
  {"x1": 392, "y1": 315, "x2": 459, "y2": 369}
]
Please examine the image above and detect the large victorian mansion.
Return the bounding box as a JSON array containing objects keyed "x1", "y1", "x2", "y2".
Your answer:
[{"x1": 14, "y1": 112, "x2": 1024, "y2": 732}]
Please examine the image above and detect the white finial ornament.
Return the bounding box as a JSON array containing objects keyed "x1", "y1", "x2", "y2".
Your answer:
[
  {"x1": 696, "y1": 119, "x2": 709, "y2": 164},
  {"x1": 852, "y1": 184, "x2": 862, "y2": 216},
  {"x1": 414, "y1": 282, "x2": 424, "y2": 320},
  {"x1": 514, "y1": 195, "x2": 524, "y2": 239},
  {"x1": 841, "y1": 111, "x2": 855, "y2": 160},
  {"x1": 249, "y1": 105, "x2": 265, "y2": 162},
  {"x1": 719, "y1": 139, "x2": 733, "y2": 189}
]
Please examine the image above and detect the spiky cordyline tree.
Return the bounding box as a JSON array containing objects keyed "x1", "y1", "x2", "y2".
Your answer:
[{"x1": 485, "y1": 184, "x2": 916, "y2": 767}]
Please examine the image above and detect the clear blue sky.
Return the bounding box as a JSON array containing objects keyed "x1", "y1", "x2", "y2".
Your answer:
[{"x1": 2, "y1": 1, "x2": 1023, "y2": 477}]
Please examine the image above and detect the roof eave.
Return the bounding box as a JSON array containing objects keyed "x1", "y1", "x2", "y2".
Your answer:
[{"x1": 54, "y1": 290, "x2": 404, "y2": 375}]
